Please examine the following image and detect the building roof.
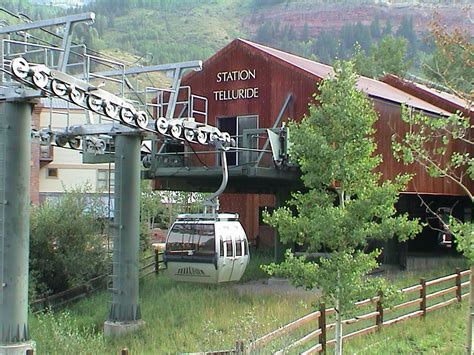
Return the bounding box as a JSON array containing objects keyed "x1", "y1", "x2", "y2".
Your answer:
[
  {"x1": 381, "y1": 74, "x2": 473, "y2": 118},
  {"x1": 237, "y1": 39, "x2": 451, "y2": 116}
]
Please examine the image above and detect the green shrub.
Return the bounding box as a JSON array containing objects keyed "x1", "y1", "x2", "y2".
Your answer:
[{"x1": 29, "y1": 186, "x2": 109, "y2": 297}]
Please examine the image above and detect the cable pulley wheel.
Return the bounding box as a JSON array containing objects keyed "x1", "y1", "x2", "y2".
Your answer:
[
  {"x1": 104, "y1": 102, "x2": 118, "y2": 119},
  {"x1": 197, "y1": 130, "x2": 208, "y2": 145},
  {"x1": 51, "y1": 79, "x2": 67, "y2": 97},
  {"x1": 222, "y1": 132, "x2": 231, "y2": 144},
  {"x1": 97, "y1": 139, "x2": 106, "y2": 151},
  {"x1": 86, "y1": 95, "x2": 102, "y2": 113},
  {"x1": 68, "y1": 137, "x2": 81, "y2": 150},
  {"x1": 69, "y1": 88, "x2": 85, "y2": 105},
  {"x1": 135, "y1": 111, "x2": 149, "y2": 129},
  {"x1": 210, "y1": 132, "x2": 221, "y2": 143},
  {"x1": 184, "y1": 128, "x2": 195, "y2": 142},
  {"x1": 11, "y1": 57, "x2": 29, "y2": 79},
  {"x1": 120, "y1": 107, "x2": 135, "y2": 125},
  {"x1": 170, "y1": 124, "x2": 183, "y2": 139},
  {"x1": 32, "y1": 70, "x2": 49, "y2": 89},
  {"x1": 54, "y1": 135, "x2": 68, "y2": 147},
  {"x1": 155, "y1": 117, "x2": 169, "y2": 135}
]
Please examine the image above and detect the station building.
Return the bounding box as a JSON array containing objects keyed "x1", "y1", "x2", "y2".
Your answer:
[
  {"x1": 151, "y1": 39, "x2": 473, "y2": 263},
  {"x1": 30, "y1": 98, "x2": 115, "y2": 205}
]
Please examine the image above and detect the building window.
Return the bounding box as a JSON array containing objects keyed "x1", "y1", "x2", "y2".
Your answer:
[
  {"x1": 97, "y1": 169, "x2": 114, "y2": 191},
  {"x1": 47, "y1": 168, "x2": 58, "y2": 178},
  {"x1": 40, "y1": 145, "x2": 53, "y2": 160}
]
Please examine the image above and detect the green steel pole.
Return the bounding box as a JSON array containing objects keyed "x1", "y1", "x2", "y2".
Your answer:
[
  {"x1": 0, "y1": 102, "x2": 33, "y2": 348},
  {"x1": 107, "y1": 134, "x2": 142, "y2": 324}
]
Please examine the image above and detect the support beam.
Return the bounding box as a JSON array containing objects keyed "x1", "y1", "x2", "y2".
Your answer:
[
  {"x1": 104, "y1": 133, "x2": 145, "y2": 337},
  {"x1": 0, "y1": 13, "x2": 94, "y2": 34},
  {"x1": 0, "y1": 102, "x2": 35, "y2": 354}
]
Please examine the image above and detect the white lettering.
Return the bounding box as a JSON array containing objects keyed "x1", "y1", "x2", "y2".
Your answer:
[
  {"x1": 216, "y1": 69, "x2": 257, "y2": 83},
  {"x1": 213, "y1": 88, "x2": 259, "y2": 101}
]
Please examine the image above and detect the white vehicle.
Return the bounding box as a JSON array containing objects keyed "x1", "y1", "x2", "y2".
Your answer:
[{"x1": 164, "y1": 213, "x2": 249, "y2": 283}]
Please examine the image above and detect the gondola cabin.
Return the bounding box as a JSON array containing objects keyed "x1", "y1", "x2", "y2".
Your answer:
[{"x1": 164, "y1": 213, "x2": 249, "y2": 283}]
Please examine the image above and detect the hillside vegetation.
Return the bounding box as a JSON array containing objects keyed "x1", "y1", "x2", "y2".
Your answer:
[{"x1": 1, "y1": 0, "x2": 471, "y2": 72}]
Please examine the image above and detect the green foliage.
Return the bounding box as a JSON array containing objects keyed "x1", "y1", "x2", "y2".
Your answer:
[
  {"x1": 451, "y1": 218, "x2": 474, "y2": 263},
  {"x1": 140, "y1": 181, "x2": 167, "y2": 250},
  {"x1": 254, "y1": 15, "x2": 421, "y2": 70},
  {"x1": 33, "y1": 310, "x2": 105, "y2": 353},
  {"x1": 29, "y1": 185, "x2": 109, "y2": 297},
  {"x1": 263, "y1": 60, "x2": 420, "y2": 326},
  {"x1": 30, "y1": 273, "x2": 316, "y2": 353},
  {"x1": 392, "y1": 105, "x2": 473, "y2": 261},
  {"x1": 84, "y1": 1, "x2": 244, "y2": 64},
  {"x1": 393, "y1": 107, "x2": 472, "y2": 190},
  {"x1": 28, "y1": 262, "x2": 464, "y2": 353},
  {"x1": 353, "y1": 36, "x2": 411, "y2": 78},
  {"x1": 264, "y1": 249, "x2": 400, "y2": 314},
  {"x1": 423, "y1": 18, "x2": 473, "y2": 95},
  {"x1": 392, "y1": 89, "x2": 472, "y2": 264}
]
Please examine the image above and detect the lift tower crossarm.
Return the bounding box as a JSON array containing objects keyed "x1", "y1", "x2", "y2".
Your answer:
[
  {"x1": 0, "y1": 13, "x2": 95, "y2": 35},
  {"x1": 0, "y1": 13, "x2": 94, "y2": 74},
  {"x1": 90, "y1": 60, "x2": 202, "y2": 78}
]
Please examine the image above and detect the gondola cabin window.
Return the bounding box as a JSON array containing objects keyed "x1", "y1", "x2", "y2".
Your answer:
[
  {"x1": 236, "y1": 239, "x2": 242, "y2": 256},
  {"x1": 166, "y1": 223, "x2": 215, "y2": 255},
  {"x1": 225, "y1": 240, "x2": 233, "y2": 257},
  {"x1": 220, "y1": 240, "x2": 224, "y2": 256}
]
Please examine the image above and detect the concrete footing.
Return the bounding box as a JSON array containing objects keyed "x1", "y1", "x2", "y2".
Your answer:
[
  {"x1": 0, "y1": 341, "x2": 35, "y2": 355},
  {"x1": 104, "y1": 320, "x2": 146, "y2": 337}
]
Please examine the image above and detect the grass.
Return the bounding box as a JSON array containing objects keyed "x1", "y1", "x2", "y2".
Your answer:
[
  {"x1": 28, "y1": 256, "x2": 469, "y2": 354},
  {"x1": 345, "y1": 302, "x2": 467, "y2": 354}
]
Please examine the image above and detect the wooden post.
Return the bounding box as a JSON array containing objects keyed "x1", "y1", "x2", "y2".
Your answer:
[
  {"x1": 420, "y1": 278, "x2": 427, "y2": 318},
  {"x1": 154, "y1": 249, "x2": 159, "y2": 275},
  {"x1": 467, "y1": 266, "x2": 474, "y2": 354},
  {"x1": 319, "y1": 302, "x2": 327, "y2": 354},
  {"x1": 376, "y1": 292, "x2": 384, "y2": 331},
  {"x1": 26, "y1": 349, "x2": 34, "y2": 355},
  {"x1": 235, "y1": 340, "x2": 244, "y2": 354},
  {"x1": 121, "y1": 348, "x2": 129, "y2": 355},
  {"x1": 455, "y1": 267, "x2": 462, "y2": 302}
]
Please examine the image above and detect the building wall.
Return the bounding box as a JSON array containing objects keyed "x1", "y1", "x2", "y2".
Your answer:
[
  {"x1": 37, "y1": 106, "x2": 114, "y2": 201},
  {"x1": 30, "y1": 106, "x2": 41, "y2": 205},
  {"x1": 180, "y1": 40, "x2": 473, "y2": 241},
  {"x1": 183, "y1": 41, "x2": 320, "y2": 240}
]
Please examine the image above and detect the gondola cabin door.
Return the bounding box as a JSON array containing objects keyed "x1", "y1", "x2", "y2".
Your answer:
[{"x1": 217, "y1": 221, "x2": 249, "y2": 282}]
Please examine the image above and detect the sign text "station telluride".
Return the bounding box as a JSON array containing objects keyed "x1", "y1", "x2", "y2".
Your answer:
[{"x1": 213, "y1": 69, "x2": 259, "y2": 101}]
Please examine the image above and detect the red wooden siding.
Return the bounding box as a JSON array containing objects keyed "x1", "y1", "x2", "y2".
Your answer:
[{"x1": 159, "y1": 38, "x2": 473, "y2": 239}]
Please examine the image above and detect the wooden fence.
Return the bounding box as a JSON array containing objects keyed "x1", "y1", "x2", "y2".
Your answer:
[
  {"x1": 208, "y1": 267, "x2": 472, "y2": 354},
  {"x1": 139, "y1": 249, "x2": 166, "y2": 277},
  {"x1": 31, "y1": 250, "x2": 165, "y2": 312}
]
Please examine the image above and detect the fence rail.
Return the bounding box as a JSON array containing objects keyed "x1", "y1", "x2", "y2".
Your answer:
[
  {"x1": 139, "y1": 249, "x2": 166, "y2": 277},
  {"x1": 31, "y1": 250, "x2": 165, "y2": 312},
  {"x1": 209, "y1": 267, "x2": 471, "y2": 354}
]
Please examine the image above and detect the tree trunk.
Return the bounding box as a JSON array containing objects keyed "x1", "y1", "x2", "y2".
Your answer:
[
  {"x1": 334, "y1": 191, "x2": 345, "y2": 355},
  {"x1": 335, "y1": 297, "x2": 343, "y2": 355},
  {"x1": 467, "y1": 265, "x2": 474, "y2": 354}
]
